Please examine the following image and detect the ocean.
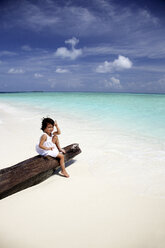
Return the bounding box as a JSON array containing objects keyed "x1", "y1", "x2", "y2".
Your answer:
[{"x1": 0, "y1": 92, "x2": 165, "y2": 197}]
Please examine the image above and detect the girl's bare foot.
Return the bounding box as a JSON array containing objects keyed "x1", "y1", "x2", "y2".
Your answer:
[
  {"x1": 60, "y1": 148, "x2": 66, "y2": 154},
  {"x1": 61, "y1": 170, "x2": 70, "y2": 178}
]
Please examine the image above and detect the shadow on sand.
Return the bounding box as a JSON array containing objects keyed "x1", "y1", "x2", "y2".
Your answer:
[{"x1": 53, "y1": 159, "x2": 77, "y2": 177}]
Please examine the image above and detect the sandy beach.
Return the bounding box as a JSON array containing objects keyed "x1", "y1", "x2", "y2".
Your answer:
[{"x1": 0, "y1": 103, "x2": 165, "y2": 248}]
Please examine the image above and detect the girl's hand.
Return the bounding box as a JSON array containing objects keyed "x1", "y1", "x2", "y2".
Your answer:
[
  {"x1": 48, "y1": 147, "x2": 54, "y2": 151},
  {"x1": 54, "y1": 120, "x2": 58, "y2": 127}
]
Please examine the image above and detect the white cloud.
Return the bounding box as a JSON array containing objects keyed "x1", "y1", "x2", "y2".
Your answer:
[
  {"x1": 111, "y1": 77, "x2": 120, "y2": 84},
  {"x1": 2, "y1": 0, "x2": 160, "y2": 41},
  {"x1": 14, "y1": 1, "x2": 59, "y2": 31},
  {"x1": 8, "y1": 68, "x2": 25, "y2": 74},
  {"x1": 96, "y1": 61, "x2": 112, "y2": 73},
  {"x1": 34, "y1": 73, "x2": 43, "y2": 78},
  {"x1": 113, "y1": 55, "x2": 132, "y2": 70},
  {"x1": 0, "y1": 51, "x2": 17, "y2": 57},
  {"x1": 55, "y1": 47, "x2": 82, "y2": 60},
  {"x1": 5, "y1": 1, "x2": 98, "y2": 35},
  {"x1": 22, "y1": 45, "x2": 32, "y2": 51},
  {"x1": 96, "y1": 55, "x2": 132, "y2": 73},
  {"x1": 56, "y1": 68, "x2": 69, "y2": 73},
  {"x1": 55, "y1": 37, "x2": 82, "y2": 60},
  {"x1": 65, "y1": 37, "x2": 79, "y2": 48},
  {"x1": 105, "y1": 77, "x2": 122, "y2": 89}
]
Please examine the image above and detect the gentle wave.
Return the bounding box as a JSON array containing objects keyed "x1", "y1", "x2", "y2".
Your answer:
[{"x1": 0, "y1": 102, "x2": 19, "y2": 114}]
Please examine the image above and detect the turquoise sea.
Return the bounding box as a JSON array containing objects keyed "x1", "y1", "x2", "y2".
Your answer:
[
  {"x1": 0, "y1": 92, "x2": 165, "y2": 197},
  {"x1": 0, "y1": 92, "x2": 165, "y2": 139}
]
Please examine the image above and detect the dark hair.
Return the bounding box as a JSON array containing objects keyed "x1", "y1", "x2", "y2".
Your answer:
[{"x1": 41, "y1": 117, "x2": 54, "y2": 131}]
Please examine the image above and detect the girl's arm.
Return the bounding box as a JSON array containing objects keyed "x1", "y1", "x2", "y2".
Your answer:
[
  {"x1": 39, "y1": 134, "x2": 53, "y2": 150},
  {"x1": 53, "y1": 120, "x2": 61, "y2": 135}
]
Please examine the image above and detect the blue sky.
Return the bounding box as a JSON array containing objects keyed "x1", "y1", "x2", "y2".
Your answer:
[{"x1": 0, "y1": 0, "x2": 165, "y2": 93}]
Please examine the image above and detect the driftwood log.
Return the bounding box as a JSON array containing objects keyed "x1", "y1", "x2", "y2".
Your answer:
[{"x1": 0, "y1": 143, "x2": 81, "y2": 200}]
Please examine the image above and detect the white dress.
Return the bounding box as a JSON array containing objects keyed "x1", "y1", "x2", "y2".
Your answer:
[{"x1": 36, "y1": 133, "x2": 59, "y2": 158}]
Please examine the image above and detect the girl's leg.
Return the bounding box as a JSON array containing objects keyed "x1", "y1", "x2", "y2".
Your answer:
[
  {"x1": 56, "y1": 153, "x2": 69, "y2": 178},
  {"x1": 52, "y1": 135, "x2": 66, "y2": 153}
]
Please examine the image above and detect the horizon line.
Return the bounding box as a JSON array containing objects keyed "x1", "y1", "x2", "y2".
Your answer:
[{"x1": 0, "y1": 90, "x2": 165, "y2": 95}]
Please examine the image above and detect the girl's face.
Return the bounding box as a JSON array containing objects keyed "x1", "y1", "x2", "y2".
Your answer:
[{"x1": 44, "y1": 123, "x2": 54, "y2": 135}]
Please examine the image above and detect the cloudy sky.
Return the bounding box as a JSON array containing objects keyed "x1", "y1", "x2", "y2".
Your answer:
[{"x1": 0, "y1": 0, "x2": 165, "y2": 93}]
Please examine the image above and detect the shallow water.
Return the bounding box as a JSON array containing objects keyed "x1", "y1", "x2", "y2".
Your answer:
[
  {"x1": 1, "y1": 92, "x2": 165, "y2": 197},
  {"x1": 1, "y1": 92, "x2": 165, "y2": 138}
]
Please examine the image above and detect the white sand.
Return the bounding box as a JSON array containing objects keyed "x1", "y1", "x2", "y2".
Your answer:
[{"x1": 0, "y1": 107, "x2": 165, "y2": 248}]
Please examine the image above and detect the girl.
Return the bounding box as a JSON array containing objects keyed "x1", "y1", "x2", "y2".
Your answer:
[{"x1": 36, "y1": 117, "x2": 69, "y2": 178}]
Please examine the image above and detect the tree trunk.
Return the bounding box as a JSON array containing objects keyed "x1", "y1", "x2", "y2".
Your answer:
[{"x1": 0, "y1": 143, "x2": 81, "y2": 200}]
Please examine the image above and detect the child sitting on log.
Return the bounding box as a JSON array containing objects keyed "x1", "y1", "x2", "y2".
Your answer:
[{"x1": 36, "y1": 117, "x2": 69, "y2": 178}]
